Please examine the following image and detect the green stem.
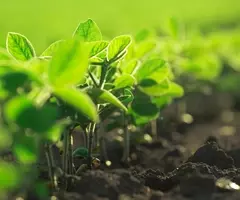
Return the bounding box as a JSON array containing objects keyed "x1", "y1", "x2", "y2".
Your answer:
[
  {"x1": 121, "y1": 112, "x2": 130, "y2": 162},
  {"x1": 45, "y1": 143, "x2": 56, "y2": 190},
  {"x1": 87, "y1": 123, "x2": 96, "y2": 169},
  {"x1": 62, "y1": 130, "x2": 69, "y2": 174},
  {"x1": 88, "y1": 71, "x2": 99, "y2": 87}
]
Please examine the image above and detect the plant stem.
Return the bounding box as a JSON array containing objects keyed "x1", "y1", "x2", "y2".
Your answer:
[
  {"x1": 62, "y1": 130, "x2": 69, "y2": 174},
  {"x1": 45, "y1": 143, "x2": 56, "y2": 190},
  {"x1": 121, "y1": 112, "x2": 130, "y2": 162},
  {"x1": 88, "y1": 71, "x2": 99, "y2": 87},
  {"x1": 68, "y1": 127, "x2": 74, "y2": 175},
  {"x1": 87, "y1": 123, "x2": 96, "y2": 169}
]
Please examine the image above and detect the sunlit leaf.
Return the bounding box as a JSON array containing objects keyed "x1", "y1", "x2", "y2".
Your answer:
[
  {"x1": 48, "y1": 39, "x2": 89, "y2": 87},
  {"x1": 6, "y1": 32, "x2": 35, "y2": 61},
  {"x1": 53, "y1": 87, "x2": 99, "y2": 122},
  {"x1": 120, "y1": 59, "x2": 140, "y2": 74},
  {"x1": 135, "y1": 58, "x2": 167, "y2": 82},
  {"x1": 41, "y1": 40, "x2": 65, "y2": 56},
  {"x1": 0, "y1": 48, "x2": 12, "y2": 60},
  {"x1": 73, "y1": 19, "x2": 102, "y2": 42},
  {"x1": 87, "y1": 88, "x2": 128, "y2": 112},
  {"x1": 114, "y1": 74, "x2": 136, "y2": 89},
  {"x1": 107, "y1": 35, "x2": 131, "y2": 61},
  {"x1": 89, "y1": 41, "x2": 109, "y2": 57},
  {"x1": 138, "y1": 79, "x2": 169, "y2": 96}
]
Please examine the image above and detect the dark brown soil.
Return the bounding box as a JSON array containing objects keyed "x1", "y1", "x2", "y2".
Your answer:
[{"x1": 13, "y1": 91, "x2": 240, "y2": 200}]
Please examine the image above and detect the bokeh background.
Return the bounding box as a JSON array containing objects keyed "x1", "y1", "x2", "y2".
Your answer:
[{"x1": 1, "y1": 0, "x2": 240, "y2": 53}]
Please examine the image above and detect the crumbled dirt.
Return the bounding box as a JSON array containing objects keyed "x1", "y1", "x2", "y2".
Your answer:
[{"x1": 12, "y1": 92, "x2": 240, "y2": 200}]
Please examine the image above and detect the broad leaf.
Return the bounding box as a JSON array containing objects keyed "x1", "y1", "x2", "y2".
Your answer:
[
  {"x1": 135, "y1": 40, "x2": 156, "y2": 59},
  {"x1": 0, "y1": 71, "x2": 30, "y2": 94},
  {"x1": 87, "y1": 88, "x2": 128, "y2": 112},
  {"x1": 129, "y1": 90, "x2": 159, "y2": 125},
  {"x1": 7, "y1": 32, "x2": 35, "y2": 61},
  {"x1": 0, "y1": 48, "x2": 12, "y2": 60},
  {"x1": 120, "y1": 59, "x2": 140, "y2": 74},
  {"x1": 13, "y1": 135, "x2": 38, "y2": 164},
  {"x1": 41, "y1": 40, "x2": 65, "y2": 56},
  {"x1": 135, "y1": 58, "x2": 167, "y2": 82},
  {"x1": 4, "y1": 96, "x2": 58, "y2": 133},
  {"x1": 107, "y1": 35, "x2": 131, "y2": 61},
  {"x1": 53, "y1": 87, "x2": 99, "y2": 122},
  {"x1": 0, "y1": 162, "x2": 20, "y2": 190},
  {"x1": 73, "y1": 19, "x2": 102, "y2": 42},
  {"x1": 73, "y1": 147, "x2": 89, "y2": 158},
  {"x1": 89, "y1": 41, "x2": 109, "y2": 57},
  {"x1": 138, "y1": 79, "x2": 170, "y2": 96},
  {"x1": 48, "y1": 39, "x2": 89, "y2": 87},
  {"x1": 113, "y1": 74, "x2": 136, "y2": 89}
]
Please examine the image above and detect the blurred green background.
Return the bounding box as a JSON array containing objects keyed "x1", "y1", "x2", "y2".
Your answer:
[{"x1": 1, "y1": 0, "x2": 240, "y2": 53}]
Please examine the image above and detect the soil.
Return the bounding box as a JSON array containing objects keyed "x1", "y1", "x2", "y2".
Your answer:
[{"x1": 11, "y1": 91, "x2": 240, "y2": 200}]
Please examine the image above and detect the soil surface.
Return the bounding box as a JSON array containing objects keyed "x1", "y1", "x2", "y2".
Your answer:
[{"x1": 11, "y1": 91, "x2": 240, "y2": 200}]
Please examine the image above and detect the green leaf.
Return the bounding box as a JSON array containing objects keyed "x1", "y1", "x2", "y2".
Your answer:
[
  {"x1": 167, "y1": 82, "x2": 184, "y2": 97},
  {"x1": 0, "y1": 48, "x2": 12, "y2": 60},
  {"x1": 0, "y1": 129, "x2": 12, "y2": 150},
  {"x1": 107, "y1": 35, "x2": 131, "y2": 61},
  {"x1": 0, "y1": 161, "x2": 20, "y2": 190},
  {"x1": 135, "y1": 59, "x2": 167, "y2": 82},
  {"x1": 4, "y1": 96, "x2": 58, "y2": 133},
  {"x1": 113, "y1": 74, "x2": 136, "y2": 89},
  {"x1": 53, "y1": 87, "x2": 99, "y2": 122},
  {"x1": 135, "y1": 29, "x2": 152, "y2": 43},
  {"x1": 87, "y1": 88, "x2": 128, "y2": 112},
  {"x1": 0, "y1": 71, "x2": 29, "y2": 94},
  {"x1": 135, "y1": 40, "x2": 156, "y2": 59},
  {"x1": 138, "y1": 79, "x2": 170, "y2": 96},
  {"x1": 13, "y1": 135, "x2": 39, "y2": 164},
  {"x1": 41, "y1": 40, "x2": 65, "y2": 56},
  {"x1": 73, "y1": 147, "x2": 88, "y2": 158},
  {"x1": 6, "y1": 32, "x2": 36, "y2": 61},
  {"x1": 120, "y1": 59, "x2": 140, "y2": 74},
  {"x1": 89, "y1": 41, "x2": 109, "y2": 57},
  {"x1": 73, "y1": 19, "x2": 102, "y2": 42},
  {"x1": 129, "y1": 90, "x2": 159, "y2": 125},
  {"x1": 48, "y1": 39, "x2": 89, "y2": 87}
]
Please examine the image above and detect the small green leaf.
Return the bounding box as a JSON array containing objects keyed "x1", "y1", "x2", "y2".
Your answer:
[
  {"x1": 167, "y1": 82, "x2": 184, "y2": 97},
  {"x1": 114, "y1": 74, "x2": 136, "y2": 89},
  {"x1": 1, "y1": 71, "x2": 29, "y2": 94},
  {"x1": 89, "y1": 41, "x2": 109, "y2": 57},
  {"x1": 0, "y1": 161, "x2": 20, "y2": 190},
  {"x1": 135, "y1": 29, "x2": 154, "y2": 43},
  {"x1": 41, "y1": 40, "x2": 65, "y2": 56},
  {"x1": 4, "y1": 96, "x2": 58, "y2": 133},
  {"x1": 73, "y1": 19, "x2": 102, "y2": 42},
  {"x1": 87, "y1": 88, "x2": 128, "y2": 112},
  {"x1": 107, "y1": 35, "x2": 131, "y2": 61},
  {"x1": 0, "y1": 48, "x2": 12, "y2": 60},
  {"x1": 135, "y1": 40, "x2": 156, "y2": 59},
  {"x1": 138, "y1": 79, "x2": 170, "y2": 96},
  {"x1": 129, "y1": 90, "x2": 159, "y2": 125},
  {"x1": 53, "y1": 87, "x2": 99, "y2": 122},
  {"x1": 73, "y1": 147, "x2": 89, "y2": 158},
  {"x1": 13, "y1": 135, "x2": 38, "y2": 164},
  {"x1": 48, "y1": 39, "x2": 89, "y2": 87},
  {"x1": 6, "y1": 32, "x2": 36, "y2": 61},
  {"x1": 135, "y1": 59, "x2": 167, "y2": 82},
  {"x1": 120, "y1": 59, "x2": 140, "y2": 74}
]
